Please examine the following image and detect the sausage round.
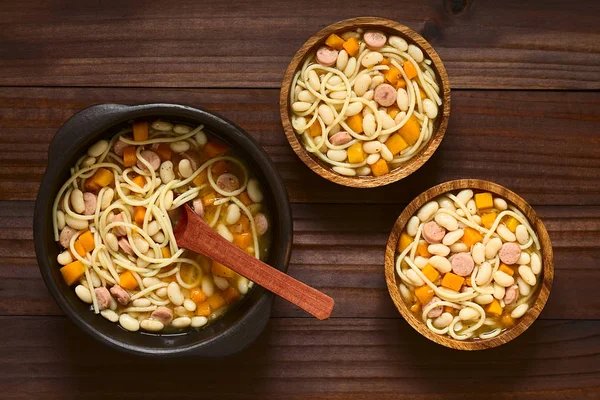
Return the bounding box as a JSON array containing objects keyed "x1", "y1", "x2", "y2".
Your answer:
[
  {"x1": 316, "y1": 46, "x2": 339, "y2": 67},
  {"x1": 118, "y1": 237, "x2": 134, "y2": 255},
  {"x1": 499, "y1": 242, "x2": 521, "y2": 265},
  {"x1": 137, "y1": 150, "x2": 161, "y2": 171},
  {"x1": 94, "y1": 287, "x2": 112, "y2": 310},
  {"x1": 451, "y1": 252, "x2": 475, "y2": 277},
  {"x1": 329, "y1": 131, "x2": 352, "y2": 145},
  {"x1": 426, "y1": 297, "x2": 443, "y2": 318},
  {"x1": 363, "y1": 31, "x2": 387, "y2": 49},
  {"x1": 83, "y1": 192, "x2": 97, "y2": 215},
  {"x1": 422, "y1": 221, "x2": 446, "y2": 244},
  {"x1": 151, "y1": 306, "x2": 174, "y2": 326},
  {"x1": 112, "y1": 213, "x2": 127, "y2": 236},
  {"x1": 59, "y1": 226, "x2": 77, "y2": 248},
  {"x1": 110, "y1": 285, "x2": 130, "y2": 306},
  {"x1": 216, "y1": 173, "x2": 240, "y2": 192},
  {"x1": 255, "y1": 213, "x2": 269, "y2": 235},
  {"x1": 113, "y1": 139, "x2": 128, "y2": 156},
  {"x1": 504, "y1": 284, "x2": 519, "y2": 305},
  {"x1": 193, "y1": 199, "x2": 204, "y2": 218},
  {"x1": 374, "y1": 83, "x2": 397, "y2": 107}
]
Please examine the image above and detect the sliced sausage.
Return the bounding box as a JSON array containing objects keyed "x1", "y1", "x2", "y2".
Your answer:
[
  {"x1": 364, "y1": 31, "x2": 387, "y2": 49},
  {"x1": 113, "y1": 139, "x2": 129, "y2": 156},
  {"x1": 425, "y1": 297, "x2": 443, "y2": 318},
  {"x1": 83, "y1": 192, "x2": 97, "y2": 215},
  {"x1": 422, "y1": 221, "x2": 446, "y2": 244},
  {"x1": 216, "y1": 173, "x2": 240, "y2": 192},
  {"x1": 329, "y1": 131, "x2": 352, "y2": 145},
  {"x1": 374, "y1": 83, "x2": 397, "y2": 107},
  {"x1": 112, "y1": 213, "x2": 127, "y2": 236},
  {"x1": 255, "y1": 213, "x2": 269, "y2": 235},
  {"x1": 192, "y1": 198, "x2": 204, "y2": 218},
  {"x1": 504, "y1": 284, "x2": 519, "y2": 305},
  {"x1": 151, "y1": 306, "x2": 174, "y2": 326},
  {"x1": 137, "y1": 150, "x2": 161, "y2": 171},
  {"x1": 499, "y1": 242, "x2": 521, "y2": 265},
  {"x1": 94, "y1": 287, "x2": 112, "y2": 310},
  {"x1": 181, "y1": 151, "x2": 199, "y2": 171},
  {"x1": 118, "y1": 237, "x2": 134, "y2": 255},
  {"x1": 451, "y1": 252, "x2": 475, "y2": 277},
  {"x1": 59, "y1": 226, "x2": 77, "y2": 248},
  {"x1": 110, "y1": 285, "x2": 131, "y2": 306},
  {"x1": 316, "y1": 46, "x2": 339, "y2": 67}
]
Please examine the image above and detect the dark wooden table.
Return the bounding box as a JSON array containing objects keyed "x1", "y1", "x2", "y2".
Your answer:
[{"x1": 1, "y1": 1, "x2": 599, "y2": 399}]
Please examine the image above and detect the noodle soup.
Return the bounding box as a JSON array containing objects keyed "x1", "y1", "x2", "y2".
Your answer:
[
  {"x1": 395, "y1": 190, "x2": 542, "y2": 341},
  {"x1": 53, "y1": 120, "x2": 271, "y2": 333},
  {"x1": 289, "y1": 28, "x2": 442, "y2": 178}
]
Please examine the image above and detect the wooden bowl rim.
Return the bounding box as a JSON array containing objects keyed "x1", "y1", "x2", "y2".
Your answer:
[
  {"x1": 279, "y1": 16, "x2": 451, "y2": 188},
  {"x1": 384, "y1": 179, "x2": 554, "y2": 350}
]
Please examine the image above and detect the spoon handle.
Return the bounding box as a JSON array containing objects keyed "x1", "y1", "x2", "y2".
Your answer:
[{"x1": 175, "y1": 205, "x2": 334, "y2": 320}]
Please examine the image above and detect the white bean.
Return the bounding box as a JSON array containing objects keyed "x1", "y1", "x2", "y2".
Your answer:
[
  {"x1": 172, "y1": 317, "x2": 192, "y2": 328},
  {"x1": 406, "y1": 269, "x2": 424, "y2": 286},
  {"x1": 475, "y1": 294, "x2": 494, "y2": 305},
  {"x1": 493, "y1": 283, "x2": 506, "y2": 300},
  {"x1": 442, "y1": 229, "x2": 464, "y2": 246},
  {"x1": 132, "y1": 234, "x2": 149, "y2": 253},
  {"x1": 243, "y1": 179, "x2": 262, "y2": 204},
  {"x1": 433, "y1": 312, "x2": 453, "y2": 328},
  {"x1": 225, "y1": 203, "x2": 241, "y2": 225},
  {"x1": 292, "y1": 102, "x2": 311, "y2": 112},
  {"x1": 511, "y1": 304, "x2": 529, "y2": 319},
  {"x1": 466, "y1": 199, "x2": 477, "y2": 215},
  {"x1": 518, "y1": 252, "x2": 531, "y2": 265},
  {"x1": 417, "y1": 201, "x2": 439, "y2": 222},
  {"x1": 195, "y1": 130, "x2": 208, "y2": 146},
  {"x1": 100, "y1": 188, "x2": 114, "y2": 210},
  {"x1": 516, "y1": 225, "x2": 529, "y2": 244},
  {"x1": 159, "y1": 161, "x2": 175, "y2": 184},
  {"x1": 406, "y1": 216, "x2": 419, "y2": 237},
  {"x1": 450, "y1": 242, "x2": 468, "y2": 253},
  {"x1": 238, "y1": 277, "x2": 249, "y2": 294},
  {"x1": 70, "y1": 189, "x2": 85, "y2": 214},
  {"x1": 170, "y1": 141, "x2": 190, "y2": 153},
  {"x1": 370, "y1": 75, "x2": 385, "y2": 89},
  {"x1": 423, "y1": 99, "x2": 438, "y2": 119},
  {"x1": 327, "y1": 149, "x2": 347, "y2": 162},
  {"x1": 90, "y1": 270, "x2": 101, "y2": 288},
  {"x1": 105, "y1": 232, "x2": 119, "y2": 252},
  {"x1": 87, "y1": 140, "x2": 109, "y2": 157},
  {"x1": 497, "y1": 224, "x2": 516, "y2": 242},
  {"x1": 164, "y1": 190, "x2": 174, "y2": 210},
  {"x1": 145, "y1": 221, "x2": 159, "y2": 237},
  {"x1": 518, "y1": 265, "x2": 536, "y2": 286},
  {"x1": 456, "y1": 209, "x2": 465, "y2": 217},
  {"x1": 345, "y1": 101, "x2": 363, "y2": 117},
  {"x1": 152, "y1": 121, "x2": 173, "y2": 131},
  {"x1": 378, "y1": 111, "x2": 396, "y2": 130},
  {"x1": 191, "y1": 316, "x2": 208, "y2": 328},
  {"x1": 57, "y1": 251, "x2": 73, "y2": 265},
  {"x1": 356, "y1": 166, "x2": 371, "y2": 176},
  {"x1": 343, "y1": 57, "x2": 357, "y2": 77},
  {"x1": 456, "y1": 189, "x2": 473, "y2": 205},
  {"x1": 214, "y1": 276, "x2": 229, "y2": 290},
  {"x1": 389, "y1": 36, "x2": 408, "y2": 51},
  {"x1": 435, "y1": 214, "x2": 459, "y2": 231},
  {"x1": 428, "y1": 243, "x2": 450, "y2": 257},
  {"x1": 494, "y1": 198, "x2": 508, "y2": 211},
  {"x1": 202, "y1": 276, "x2": 214, "y2": 297},
  {"x1": 142, "y1": 277, "x2": 161, "y2": 287},
  {"x1": 133, "y1": 298, "x2": 151, "y2": 307},
  {"x1": 517, "y1": 277, "x2": 531, "y2": 296},
  {"x1": 493, "y1": 270, "x2": 515, "y2": 287},
  {"x1": 399, "y1": 283, "x2": 413, "y2": 302},
  {"x1": 378, "y1": 134, "x2": 390, "y2": 143},
  {"x1": 156, "y1": 287, "x2": 167, "y2": 298},
  {"x1": 459, "y1": 307, "x2": 479, "y2": 321},
  {"x1": 396, "y1": 88, "x2": 409, "y2": 111},
  {"x1": 81, "y1": 156, "x2": 96, "y2": 167},
  {"x1": 336, "y1": 49, "x2": 349, "y2": 71},
  {"x1": 485, "y1": 238, "x2": 503, "y2": 259},
  {"x1": 308, "y1": 70, "x2": 321, "y2": 91},
  {"x1": 298, "y1": 90, "x2": 316, "y2": 103},
  {"x1": 332, "y1": 166, "x2": 356, "y2": 177},
  {"x1": 217, "y1": 224, "x2": 234, "y2": 242},
  {"x1": 184, "y1": 299, "x2": 197, "y2": 312},
  {"x1": 119, "y1": 314, "x2": 140, "y2": 332},
  {"x1": 362, "y1": 90, "x2": 374, "y2": 101},
  {"x1": 475, "y1": 262, "x2": 492, "y2": 285},
  {"x1": 361, "y1": 51, "x2": 383, "y2": 67},
  {"x1": 366, "y1": 153, "x2": 381, "y2": 165},
  {"x1": 56, "y1": 210, "x2": 66, "y2": 230},
  {"x1": 472, "y1": 242, "x2": 485, "y2": 264},
  {"x1": 174, "y1": 124, "x2": 191, "y2": 134},
  {"x1": 75, "y1": 285, "x2": 92, "y2": 303},
  {"x1": 167, "y1": 282, "x2": 184, "y2": 306},
  {"x1": 140, "y1": 319, "x2": 164, "y2": 332},
  {"x1": 178, "y1": 159, "x2": 193, "y2": 178},
  {"x1": 318, "y1": 104, "x2": 334, "y2": 126},
  {"x1": 65, "y1": 215, "x2": 88, "y2": 230},
  {"x1": 429, "y1": 255, "x2": 452, "y2": 273},
  {"x1": 472, "y1": 215, "x2": 482, "y2": 225},
  {"x1": 354, "y1": 74, "x2": 372, "y2": 97},
  {"x1": 101, "y1": 309, "x2": 119, "y2": 322},
  {"x1": 363, "y1": 114, "x2": 376, "y2": 136},
  {"x1": 407, "y1": 45, "x2": 424, "y2": 62},
  {"x1": 414, "y1": 256, "x2": 429, "y2": 269},
  {"x1": 363, "y1": 142, "x2": 381, "y2": 156},
  {"x1": 437, "y1": 196, "x2": 455, "y2": 211},
  {"x1": 531, "y1": 253, "x2": 542, "y2": 275}
]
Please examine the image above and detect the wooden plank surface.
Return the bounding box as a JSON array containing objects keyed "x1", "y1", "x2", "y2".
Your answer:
[
  {"x1": 0, "y1": 88, "x2": 598, "y2": 204},
  {"x1": 0, "y1": 1, "x2": 599, "y2": 89},
  {"x1": 0, "y1": 317, "x2": 598, "y2": 399},
  {"x1": 2, "y1": 201, "x2": 598, "y2": 319}
]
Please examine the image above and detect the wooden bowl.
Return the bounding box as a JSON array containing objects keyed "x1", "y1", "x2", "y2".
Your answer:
[
  {"x1": 280, "y1": 17, "x2": 451, "y2": 188},
  {"x1": 384, "y1": 179, "x2": 554, "y2": 350}
]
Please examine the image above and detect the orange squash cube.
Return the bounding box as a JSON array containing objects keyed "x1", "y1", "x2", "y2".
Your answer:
[
  {"x1": 486, "y1": 299, "x2": 503, "y2": 316},
  {"x1": 60, "y1": 260, "x2": 85, "y2": 286},
  {"x1": 398, "y1": 115, "x2": 421, "y2": 145},
  {"x1": 441, "y1": 272, "x2": 465, "y2": 292},
  {"x1": 347, "y1": 142, "x2": 365, "y2": 164},
  {"x1": 211, "y1": 261, "x2": 235, "y2": 278},
  {"x1": 371, "y1": 159, "x2": 389, "y2": 177},
  {"x1": 462, "y1": 227, "x2": 483, "y2": 248},
  {"x1": 385, "y1": 134, "x2": 409, "y2": 155},
  {"x1": 414, "y1": 285, "x2": 434, "y2": 305},
  {"x1": 398, "y1": 232, "x2": 413, "y2": 252},
  {"x1": 474, "y1": 192, "x2": 494, "y2": 210},
  {"x1": 346, "y1": 114, "x2": 363, "y2": 134},
  {"x1": 325, "y1": 34, "x2": 345, "y2": 50},
  {"x1": 421, "y1": 264, "x2": 440, "y2": 283},
  {"x1": 481, "y1": 212, "x2": 498, "y2": 229}
]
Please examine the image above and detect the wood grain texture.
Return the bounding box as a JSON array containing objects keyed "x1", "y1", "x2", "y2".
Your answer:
[
  {"x1": 279, "y1": 17, "x2": 451, "y2": 188},
  {"x1": 0, "y1": 88, "x2": 598, "y2": 204},
  {"x1": 175, "y1": 205, "x2": 335, "y2": 320},
  {"x1": 2, "y1": 201, "x2": 598, "y2": 320},
  {"x1": 0, "y1": 0, "x2": 599, "y2": 89},
  {"x1": 384, "y1": 179, "x2": 553, "y2": 350},
  {"x1": 0, "y1": 317, "x2": 598, "y2": 399}
]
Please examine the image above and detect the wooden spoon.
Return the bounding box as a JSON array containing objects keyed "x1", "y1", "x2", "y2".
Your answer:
[{"x1": 173, "y1": 204, "x2": 334, "y2": 320}]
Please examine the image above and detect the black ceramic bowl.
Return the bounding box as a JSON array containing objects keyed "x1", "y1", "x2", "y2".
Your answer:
[{"x1": 34, "y1": 103, "x2": 293, "y2": 357}]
